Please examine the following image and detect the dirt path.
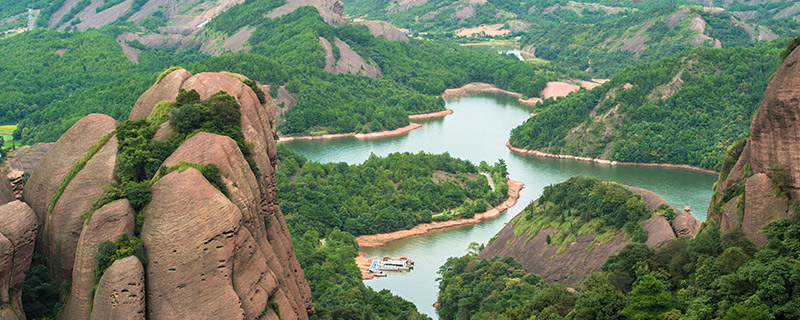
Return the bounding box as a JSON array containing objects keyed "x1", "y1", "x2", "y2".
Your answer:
[{"x1": 356, "y1": 178, "x2": 524, "y2": 248}]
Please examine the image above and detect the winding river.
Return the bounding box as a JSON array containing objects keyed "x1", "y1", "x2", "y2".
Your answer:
[{"x1": 282, "y1": 93, "x2": 718, "y2": 318}]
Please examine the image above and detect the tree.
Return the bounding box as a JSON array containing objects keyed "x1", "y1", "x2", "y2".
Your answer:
[{"x1": 619, "y1": 274, "x2": 672, "y2": 320}]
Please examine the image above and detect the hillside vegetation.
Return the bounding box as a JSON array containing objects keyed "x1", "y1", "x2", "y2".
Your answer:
[
  {"x1": 509, "y1": 44, "x2": 782, "y2": 170},
  {"x1": 438, "y1": 206, "x2": 800, "y2": 320}
]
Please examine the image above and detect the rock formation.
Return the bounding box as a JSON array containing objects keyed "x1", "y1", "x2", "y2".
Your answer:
[
  {"x1": 0, "y1": 201, "x2": 37, "y2": 319},
  {"x1": 21, "y1": 70, "x2": 313, "y2": 319},
  {"x1": 62, "y1": 199, "x2": 136, "y2": 320},
  {"x1": 708, "y1": 46, "x2": 800, "y2": 247},
  {"x1": 480, "y1": 185, "x2": 686, "y2": 285},
  {"x1": 23, "y1": 113, "x2": 118, "y2": 281},
  {"x1": 90, "y1": 256, "x2": 146, "y2": 320}
]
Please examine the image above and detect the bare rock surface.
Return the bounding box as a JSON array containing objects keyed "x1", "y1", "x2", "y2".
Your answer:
[
  {"x1": 482, "y1": 186, "x2": 680, "y2": 284},
  {"x1": 1, "y1": 143, "x2": 54, "y2": 174},
  {"x1": 0, "y1": 201, "x2": 37, "y2": 319},
  {"x1": 141, "y1": 168, "x2": 245, "y2": 319},
  {"x1": 44, "y1": 135, "x2": 118, "y2": 281},
  {"x1": 0, "y1": 176, "x2": 14, "y2": 205},
  {"x1": 268, "y1": 0, "x2": 344, "y2": 25},
  {"x1": 129, "y1": 68, "x2": 192, "y2": 120},
  {"x1": 62, "y1": 199, "x2": 136, "y2": 320},
  {"x1": 355, "y1": 20, "x2": 409, "y2": 42},
  {"x1": 708, "y1": 46, "x2": 800, "y2": 245},
  {"x1": 23, "y1": 113, "x2": 117, "y2": 228},
  {"x1": 90, "y1": 256, "x2": 146, "y2": 320}
]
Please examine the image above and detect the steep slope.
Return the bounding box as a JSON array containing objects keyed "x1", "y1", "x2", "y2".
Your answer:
[
  {"x1": 508, "y1": 44, "x2": 781, "y2": 171},
  {"x1": 480, "y1": 176, "x2": 696, "y2": 285},
  {"x1": 707, "y1": 43, "x2": 800, "y2": 247},
  {"x1": 20, "y1": 70, "x2": 314, "y2": 319},
  {"x1": 0, "y1": 201, "x2": 37, "y2": 320}
]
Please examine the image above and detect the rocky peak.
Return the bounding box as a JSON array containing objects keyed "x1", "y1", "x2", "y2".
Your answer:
[{"x1": 708, "y1": 46, "x2": 800, "y2": 246}]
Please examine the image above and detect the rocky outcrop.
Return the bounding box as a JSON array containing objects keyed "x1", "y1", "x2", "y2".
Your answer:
[
  {"x1": 22, "y1": 113, "x2": 118, "y2": 281},
  {"x1": 355, "y1": 20, "x2": 409, "y2": 42},
  {"x1": 0, "y1": 175, "x2": 14, "y2": 205},
  {"x1": 90, "y1": 256, "x2": 146, "y2": 320},
  {"x1": 23, "y1": 71, "x2": 313, "y2": 319},
  {"x1": 629, "y1": 186, "x2": 700, "y2": 238},
  {"x1": 267, "y1": 0, "x2": 345, "y2": 25},
  {"x1": 481, "y1": 185, "x2": 681, "y2": 285},
  {"x1": 708, "y1": 45, "x2": 800, "y2": 246},
  {"x1": 0, "y1": 201, "x2": 37, "y2": 319},
  {"x1": 141, "y1": 168, "x2": 246, "y2": 318},
  {"x1": 44, "y1": 135, "x2": 118, "y2": 282},
  {"x1": 129, "y1": 68, "x2": 192, "y2": 120},
  {"x1": 62, "y1": 199, "x2": 136, "y2": 320}
]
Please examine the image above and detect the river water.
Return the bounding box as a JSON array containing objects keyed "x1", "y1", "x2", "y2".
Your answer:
[{"x1": 282, "y1": 93, "x2": 717, "y2": 319}]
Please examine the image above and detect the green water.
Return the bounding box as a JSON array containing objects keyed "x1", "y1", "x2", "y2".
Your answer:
[{"x1": 282, "y1": 93, "x2": 718, "y2": 319}]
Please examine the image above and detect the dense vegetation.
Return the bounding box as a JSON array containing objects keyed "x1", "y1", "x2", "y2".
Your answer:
[
  {"x1": 510, "y1": 176, "x2": 654, "y2": 254},
  {"x1": 0, "y1": 28, "x2": 205, "y2": 144},
  {"x1": 277, "y1": 145, "x2": 509, "y2": 236},
  {"x1": 437, "y1": 214, "x2": 800, "y2": 319},
  {"x1": 509, "y1": 44, "x2": 782, "y2": 170}
]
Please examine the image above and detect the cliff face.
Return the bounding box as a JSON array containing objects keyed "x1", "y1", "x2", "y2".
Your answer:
[
  {"x1": 481, "y1": 186, "x2": 696, "y2": 285},
  {"x1": 18, "y1": 70, "x2": 313, "y2": 319},
  {"x1": 708, "y1": 47, "x2": 800, "y2": 247}
]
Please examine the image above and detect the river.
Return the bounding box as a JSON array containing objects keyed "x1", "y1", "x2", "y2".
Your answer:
[{"x1": 282, "y1": 93, "x2": 718, "y2": 319}]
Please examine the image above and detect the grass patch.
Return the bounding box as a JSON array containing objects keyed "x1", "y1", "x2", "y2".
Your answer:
[
  {"x1": 0, "y1": 124, "x2": 16, "y2": 148},
  {"x1": 525, "y1": 57, "x2": 550, "y2": 65},
  {"x1": 49, "y1": 130, "x2": 115, "y2": 214},
  {"x1": 156, "y1": 66, "x2": 183, "y2": 84}
]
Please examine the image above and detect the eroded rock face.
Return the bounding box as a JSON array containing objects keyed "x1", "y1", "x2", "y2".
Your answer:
[
  {"x1": 481, "y1": 186, "x2": 679, "y2": 284},
  {"x1": 28, "y1": 71, "x2": 313, "y2": 319},
  {"x1": 90, "y1": 256, "x2": 146, "y2": 320},
  {"x1": 22, "y1": 114, "x2": 118, "y2": 281},
  {"x1": 141, "y1": 168, "x2": 245, "y2": 319},
  {"x1": 129, "y1": 68, "x2": 193, "y2": 120},
  {"x1": 0, "y1": 201, "x2": 37, "y2": 319},
  {"x1": 708, "y1": 47, "x2": 800, "y2": 246},
  {"x1": 62, "y1": 199, "x2": 136, "y2": 320},
  {"x1": 44, "y1": 136, "x2": 118, "y2": 282},
  {"x1": 23, "y1": 114, "x2": 118, "y2": 228},
  {"x1": 0, "y1": 177, "x2": 14, "y2": 205}
]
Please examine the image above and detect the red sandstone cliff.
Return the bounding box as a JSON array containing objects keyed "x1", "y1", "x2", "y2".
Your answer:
[
  {"x1": 17, "y1": 70, "x2": 312, "y2": 319},
  {"x1": 708, "y1": 47, "x2": 800, "y2": 247}
]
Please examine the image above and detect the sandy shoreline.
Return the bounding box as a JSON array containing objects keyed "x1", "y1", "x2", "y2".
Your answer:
[
  {"x1": 409, "y1": 108, "x2": 453, "y2": 120},
  {"x1": 356, "y1": 178, "x2": 524, "y2": 249},
  {"x1": 277, "y1": 109, "x2": 455, "y2": 143},
  {"x1": 506, "y1": 142, "x2": 718, "y2": 175},
  {"x1": 441, "y1": 81, "x2": 608, "y2": 106}
]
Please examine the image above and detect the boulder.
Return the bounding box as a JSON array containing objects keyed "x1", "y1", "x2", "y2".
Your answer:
[
  {"x1": 43, "y1": 136, "x2": 118, "y2": 281},
  {"x1": 743, "y1": 173, "x2": 789, "y2": 247},
  {"x1": 62, "y1": 199, "x2": 136, "y2": 320},
  {"x1": 141, "y1": 168, "x2": 245, "y2": 319},
  {"x1": 90, "y1": 256, "x2": 146, "y2": 320},
  {"x1": 672, "y1": 210, "x2": 701, "y2": 237},
  {"x1": 23, "y1": 114, "x2": 117, "y2": 231},
  {"x1": 0, "y1": 201, "x2": 37, "y2": 318},
  {"x1": 129, "y1": 68, "x2": 192, "y2": 120},
  {"x1": 641, "y1": 216, "x2": 676, "y2": 248}
]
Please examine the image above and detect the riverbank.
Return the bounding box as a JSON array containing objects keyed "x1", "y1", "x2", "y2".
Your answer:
[
  {"x1": 441, "y1": 80, "x2": 609, "y2": 106},
  {"x1": 278, "y1": 109, "x2": 455, "y2": 143},
  {"x1": 506, "y1": 142, "x2": 718, "y2": 175},
  {"x1": 356, "y1": 178, "x2": 524, "y2": 249},
  {"x1": 409, "y1": 108, "x2": 453, "y2": 120}
]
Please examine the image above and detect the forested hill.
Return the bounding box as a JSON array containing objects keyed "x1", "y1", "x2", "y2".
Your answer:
[
  {"x1": 341, "y1": 0, "x2": 799, "y2": 77},
  {"x1": 508, "y1": 43, "x2": 783, "y2": 171},
  {"x1": 1, "y1": 2, "x2": 573, "y2": 144}
]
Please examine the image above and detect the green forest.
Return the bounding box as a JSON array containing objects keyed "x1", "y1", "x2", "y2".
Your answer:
[
  {"x1": 509, "y1": 44, "x2": 783, "y2": 171},
  {"x1": 437, "y1": 197, "x2": 800, "y2": 320},
  {"x1": 276, "y1": 145, "x2": 509, "y2": 236}
]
